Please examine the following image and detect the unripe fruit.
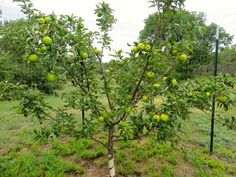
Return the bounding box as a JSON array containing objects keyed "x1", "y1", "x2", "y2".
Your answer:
[
  {"x1": 38, "y1": 45, "x2": 47, "y2": 52},
  {"x1": 146, "y1": 71, "x2": 155, "y2": 78},
  {"x1": 206, "y1": 92, "x2": 211, "y2": 97},
  {"x1": 79, "y1": 22, "x2": 84, "y2": 28},
  {"x1": 44, "y1": 16, "x2": 52, "y2": 23},
  {"x1": 162, "y1": 76, "x2": 168, "y2": 81},
  {"x1": 97, "y1": 116, "x2": 105, "y2": 122},
  {"x1": 160, "y1": 114, "x2": 169, "y2": 122},
  {"x1": 42, "y1": 36, "x2": 52, "y2": 45},
  {"x1": 38, "y1": 18, "x2": 45, "y2": 24},
  {"x1": 217, "y1": 95, "x2": 228, "y2": 104},
  {"x1": 172, "y1": 49, "x2": 178, "y2": 56},
  {"x1": 153, "y1": 114, "x2": 160, "y2": 122},
  {"x1": 131, "y1": 46, "x2": 138, "y2": 54},
  {"x1": 153, "y1": 83, "x2": 161, "y2": 89},
  {"x1": 93, "y1": 48, "x2": 101, "y2": 55},
  {"x1": 142, "y1": 96, "x2": 149, "y2": 103},
  {"x1": 43, "y1": 29, "x2": 48, "y2": 35},
  {"x1": 145, "y1": 44, "x2": 151, "y2": 52},
  {"x1": 28, "y1": 54, "x2": 39, "y2": 62},
  {"x1": 171, "y1": 79, "x2": 178, "y2": 86},
  {"x1": 41, "y1": 46, "x2": 47, "y2": 52},
  {"x1": 137, "y1": 43, "x2": 145, "y2": 51},
  {"x1": 177, "y1": 53, "x2": 188, "y2": 63},
  {"x1": 97, "y1": 12, "x2": 102, "y2": 17},
  {"x1": 47, "y1": 72, "x2": 57, "y2": 82},
  {"x1": 81, "y1": 52, "x2": 88, "y2": 60}
]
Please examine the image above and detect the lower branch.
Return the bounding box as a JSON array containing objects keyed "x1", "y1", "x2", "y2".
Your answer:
[{"x1": 90, "y1": 136, "x2": 109, "y2": 150}]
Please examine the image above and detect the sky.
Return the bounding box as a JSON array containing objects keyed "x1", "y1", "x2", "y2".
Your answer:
[{"x1": 1, "y1": 0, "x2": 236, "y2": 61}]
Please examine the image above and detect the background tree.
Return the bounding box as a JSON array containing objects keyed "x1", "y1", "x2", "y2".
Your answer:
[
  {"x1": 139, "y1": 10, "x2": 233, "y2": 77},
  {"x1": 218, "y1": 46, "x2": 236, "y2": 74},
  {"x1": 0, "y1": 19, "x2": 60, "y2": 93}
]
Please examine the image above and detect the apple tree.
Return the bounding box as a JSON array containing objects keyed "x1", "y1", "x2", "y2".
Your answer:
[{"x1": 15, "y1": 0, "x2": 235, "y2": 176}]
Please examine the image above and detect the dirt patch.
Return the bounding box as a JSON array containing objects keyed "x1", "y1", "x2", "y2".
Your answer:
[
  {"x1": 81, "y1": 160, "x2": 108, "y2": 177},
  {"x1": 140, "y1": 137, "x2": 148, "y2": 145},
  {"x1": 0, "y1": 148, "x2": 6, "y2": 155},
  {"x1": 175, "y1": 161, "x2": 194, "y2": 177}
]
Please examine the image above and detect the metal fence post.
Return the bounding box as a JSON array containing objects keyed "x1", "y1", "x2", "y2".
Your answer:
[{"x1": 210, "y1": 25, "x2": 219, "y2": 154}]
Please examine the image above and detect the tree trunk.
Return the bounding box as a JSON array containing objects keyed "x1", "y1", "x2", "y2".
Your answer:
[{"x1": 108, "y1": 126, "x2": 116, "y2": 177}]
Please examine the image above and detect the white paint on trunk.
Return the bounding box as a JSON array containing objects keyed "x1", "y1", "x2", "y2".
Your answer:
[{"x1": 108, "y1": 155, "x2": 115, "y2": 177}]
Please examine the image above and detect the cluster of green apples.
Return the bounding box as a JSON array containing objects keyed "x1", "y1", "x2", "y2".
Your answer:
[
  {"x1": 80, "y1": 47, "x2": 101, "y2": 60},
  {"x1": 153, "y1": 113, "x2": 170, "y2": 122},
  {"x1": 27, "y1": 35, "x2": 52, "y2": 62},
  {"x1": 131, "y1": 42, "x2": 152, "y2": 54},
  {"x1": 27, "y1": 16, "x2": 56, "y2": 82},
  {"x1": 28, "y1": 16, "x2": 53, "y2": 62},
  {"x1": 27, "y1": 16, "x2": 103, "y2": 82},
  {"x1": 171, "y1": 47, "x2": 189, "y2": 64}
]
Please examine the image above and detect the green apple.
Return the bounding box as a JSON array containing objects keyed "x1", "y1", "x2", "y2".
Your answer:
[
  {"x1": 38, "y1": 18, "x2": 45, "y2": 24},
  {"x1": 206, "y1": 92, "x2": 211, "y2": 97},
  {"x1": 42, "y1": 36, "x2": 52, "y2": 45},
  {"x1": 153, "y1": 114, "x2": 160, "y2": 122},
  {"x1": 177, "y1": 53, "x2": 188, "y2": 63},
  {"x1": 146, "y1": 71, "x2": 155, "y2": 78},
  {"x1": 145, "y1": 44, "x2": 151, "y2": 52},
  {"x1": 47, "y1": 72, "x2": 57, "y2": 82},
  {"x1": 43, "y1": 29, "x2": 48, "y2": 35},
  {"x1": 81, "y1": 52, "x2": 88, "y2": 60},
  {"x1": 131, "y1": 46, "x2": 138, "y2": 54},
  {"x1": 97, "y1": 12, "x2": 102, "y2": 17},
  {"x1": 28, "y1": 54, "x2": 39, "y2": 62},
  {"x1": 93, "y1": 48, "x2": 101, "y2": 56},
  {"x1": 41, "y1": 45, "x2": 47, "y2": 51},
  {"x1": 142, "y1": 96, "x2": 149, "y2": 103},
  {"x1": 162, "y1": 76, "x2": 168, "y2": 81},
  {"x1": 153, "y1": 83, "x2": 161, "y2": 89},
  {"x1": 217, "y1": 95, "x2": 228, "y2": 104},
  {"x1": 97, "y1": 116, "x2": 105, "y2": 122},
  {"x1": 38, "y1": 45, "x2": 47, "y2": 52},
  {"x1": 171, "y1": 79, "x2": 178, "y2": 86},
  {"x1": 79, "y1": 22, "x2": 84, "y2": 28},
  {"x1": 44, "y1": 16, "x2": 52, "y2": 23},
  {"x1": 160, "y1": 113, "x2": 169, "y2": 122},
  {"x1": 137, "y1": 43, "x2": 145, "y2": 51},
  {"x1": 172, "y1": 49, "x2": 178, "y2": 56}
]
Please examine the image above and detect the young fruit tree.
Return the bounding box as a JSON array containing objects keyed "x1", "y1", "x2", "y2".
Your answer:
[{"x1": 15, "y1": 0, "x2": 235, "y2": 176}]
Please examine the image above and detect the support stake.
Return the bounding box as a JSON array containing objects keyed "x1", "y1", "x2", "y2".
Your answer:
[{"x1": 210, "y1": 25, "x2": 219, "y2": 154}]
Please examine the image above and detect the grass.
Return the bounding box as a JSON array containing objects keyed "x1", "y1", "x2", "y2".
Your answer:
[{"x1": 0, "y1": 85, "x2": 235, "y2": 176}]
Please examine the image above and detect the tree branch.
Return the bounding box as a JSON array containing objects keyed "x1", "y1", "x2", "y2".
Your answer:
[
  {"x1": 97, "y1": 52, "x2": 113, "y2": 111},
  {"x1": 114, "y1": 55, "x2": 151, "y2": 125},
  {"x1": 62, "y1": 63, "x2": 101, "y2": 114},
  {"x1": 90, "y1": 135, "x2": 109, "y2": 150}
]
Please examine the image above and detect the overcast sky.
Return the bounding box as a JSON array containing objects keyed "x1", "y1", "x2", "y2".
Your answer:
[{"x1": 1, "y1": 0, "x2": 236, "y2": 61}]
